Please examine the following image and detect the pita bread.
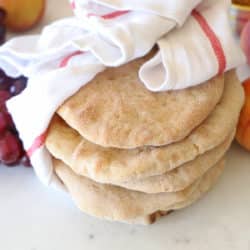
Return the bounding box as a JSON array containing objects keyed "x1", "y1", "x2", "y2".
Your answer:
[
  {"x1": 112, "y1": 130, "x2": 234, "y2": 193},
  {"x1": 57, "y1": 54, "x2": 224, "y2": 149},
  {"x1": 54, "y1": 158, "x2": 224, "y2": 223},
  {"x1": 46, "y1": 71, "x2": 243, "y2": 183},
  {"x1": 130, "y1": 179, "x2": 213, "y2": 224},
  {"x1": 127, "y1": 169, "x2": 225, "y2": 224}
]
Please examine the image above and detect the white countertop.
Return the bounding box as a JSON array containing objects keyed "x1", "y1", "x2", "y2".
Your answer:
[
  {"x1": 1, "y1": 1, "x2": 250, "y2": 249},
  {"x1": 0, "y1": 144, "x2": 250, "y2": 250}
]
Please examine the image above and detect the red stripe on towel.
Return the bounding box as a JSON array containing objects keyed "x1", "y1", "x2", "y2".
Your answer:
[
  {"x1": 59, "y1": 51, "x2": 84, "y2": 68},
  {"x1": 28, "y1": 50, "x2": 85, "y2": 156},
  {"x1": 88, "y1": 10, "x2": 130, "y2": 20},
  {"x1": 27, "y1": 131, "x2": 48, "y2": 157},
  {"x1": 192, "y1": 9, "x2": 226, "y2": 75},
  {"x1": 70, "y1": 1, "x2": 76, "y2": 9}
]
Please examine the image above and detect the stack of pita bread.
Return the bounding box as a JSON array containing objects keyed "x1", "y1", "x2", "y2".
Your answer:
[{"x1": 45, "y1": 54, "x2": 244, "y2": 224}]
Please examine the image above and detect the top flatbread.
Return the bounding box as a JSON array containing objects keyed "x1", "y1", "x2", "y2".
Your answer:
[
  {"x1": 57, "y1": 53, "x2": 224, "y2": 148},
  {"x1": 46, "y1": 71, "x2": 243, "y2": 184}
]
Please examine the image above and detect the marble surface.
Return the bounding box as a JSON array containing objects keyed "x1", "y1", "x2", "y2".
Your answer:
[
  {"x1": 0, "y1": 144, "x2": 250, "y2": 250},
  {"x1": 1, "y1": 1, "x2": 250, "y2": 250}
]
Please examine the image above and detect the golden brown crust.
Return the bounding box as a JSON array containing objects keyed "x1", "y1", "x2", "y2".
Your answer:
[
  {"x1": 115, "y1": 131, "x2": 234, "y2": 193},
  {"x1": 47, "y1": 116, "x2": 234, "y2": 192},
  {"x1": 54, "y1": 158, "x2": 225, "y2": 223},
  {"x1": 57, "y1": 54, "x2": 224, "y2": 149},
  {"x1": 46, "y1": 71, "x2": 243, "y2": 185}
]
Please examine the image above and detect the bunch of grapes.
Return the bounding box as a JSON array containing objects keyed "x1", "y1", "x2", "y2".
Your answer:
[
  {"x1": 0, "y1": 69, "x2": 31, "y2": 167},
  {"x1": 0, "y1": 7, "x2": 31, "y2": 167}
]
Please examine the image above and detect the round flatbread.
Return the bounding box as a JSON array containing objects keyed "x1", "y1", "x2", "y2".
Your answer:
[
  {"x1": 46, "y1": 71, "x2": 243, "y2": 184},
  {"x1": 57, "y1": 53, "x2": 224, "y2": 148},
  {"x1": 130, "y1": 180, "x2": 215, "y2": 224},
  {"x1": 54, "y1": 158, "x2": 225, "y2": 223},
  {"x1": 112, "y1": 130, "x2": 234, "y2": 193}
]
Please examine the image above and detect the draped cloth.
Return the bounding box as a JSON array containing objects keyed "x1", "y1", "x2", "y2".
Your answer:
[{"x1": 0, "y1": 0, "x2": 245, "y2": 188}]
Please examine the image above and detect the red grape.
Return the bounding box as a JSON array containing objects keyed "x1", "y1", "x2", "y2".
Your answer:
[
  {"x1": 0, "y1": 90, "x2": 10, "y2": 105},
  {"x1": 0, "y1": 111, "x2": 13, "y2": 133},
  {"x1": 0, "y1": 67, "x2": 31, "y2": 168},
  {"x1": 0, "y1": 103, "x2": 7, "y2": 113},
  {"x1": 9, "y1": 76, "x2": 27, "y2": 96},
  {"x1": 0, "y1": 70, "x2": 13, "y2": 91},
  {"x1": 0, "y1": 131, "x2": 23, "y2": 165},
  {"x1": 19, "y1": 154, "x2": 32, "y2": 167},
  {"x1": 0, "y1": 69, "x2": 6, "y2": 83}
]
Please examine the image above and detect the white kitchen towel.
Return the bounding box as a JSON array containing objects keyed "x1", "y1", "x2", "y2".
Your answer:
[{"x1": 0, "y1": 0, "x2": 245, "y2": 188}]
